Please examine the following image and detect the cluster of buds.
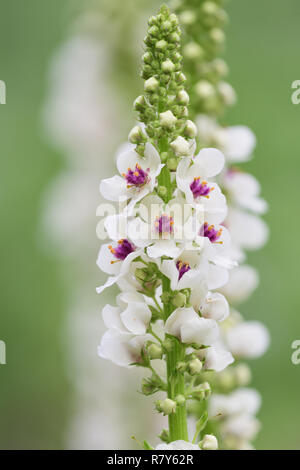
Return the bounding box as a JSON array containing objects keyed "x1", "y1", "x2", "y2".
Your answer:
[{"x1": 173, "y1": 0, "x2": 235, "y2": 117}]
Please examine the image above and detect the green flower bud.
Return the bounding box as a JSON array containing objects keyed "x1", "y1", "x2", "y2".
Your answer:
[
  {"x1": 159, "y1": 110, "x2": 177, "y2": 128},
  {"x1": 135, "y1": 268, "x2": 147, "y2": 282},
  {"x1": 157, "y1": 186, "x2": 168, "y2": 198},
  {"x1": 191, "y1": 387, "x2": 205, "y2": 401},
  {"x1": 176, "y1": 72, "x2": 186, "y2": 83},
  {"x1": 148, "y1": 25, "x2": 159, "y2": 37},
  {"x1": 188, "y1": 358, "x2": 203, "y2": 375},
  {"x1": 160, "y1": 152, "x2": 169, "y2": 163},
  {"x1": 147, "y1": 343, "x2": 163, "y2": 360},
  {"x1": 155, "y1": 400, "x2": 163, "y2": 413},
  {"x1": 144, "y1": 77, "x2": 159, "y2": 92},
  {"x1": 184, "y1": 120, "x2": 197, "y2": 138},
  {"x1": 175, "y1": 394, "x2": 186, "y2": 406},
  {"x1": 218, "y1": 81, "x2": 236, "y2": 106},
  {"x1": 155, "y1": 39, "x2": 168, "y2": 51},
  {"x1": 168, "y1": 32, "x2": 180, "y2": 43},
  {"x1": 201, "y1": 434, "x2": 218, "y2": 451},
  {"x1": 159, "y1": 429, "x2": 170, "y2": 443},
  {"x1": 163, "y1": 338, "x2": 173, "y2": 352},
  {"x1": 162, "y1": 59, "x2": 175, "y2": 73},
  {"x1": 167, "y1": 157, "x2": 179, "y2": 171},
  {"x1": 176, "y1": 361, "x2": 187, "y2": 373},
  {"x1": 210, "y1": 28, "x2": 225, "y2": 46},
  {"x1": 161, "y1": 292, "x2": 172, "y2": 303},
  {"x1": 235, "y1": 364, "x2": 252, "y2": 387},
  {"x1": 172, "y1": 292, "x2": 186, "y2": 307},
  {"x1": 169, "y1": 13, "x2": 179, "y2": 26},
  {"x1": 179, "y1": 10, "x2": 196, "y2": 25},
  {"x1": 141, "y1": 378, "x2": 157, "y2": 396},
  {"x1": 184, "y1": 42, "x2": 204, "y2": 61},
  {"x1": 134, "y1": 95, "x2": 146, "y2": 111},
  {"x1": 201, "y1": 381, "x2": 211, "y2": 399},
  {"x1": 177, "y1": 89, "x2": 190, "y2": 105},
  {"x1": 142, "y1": 52, "x2": 152, "y2": 64},
  {"x1": 212, "y1": 58, "x2": 228, "y2": 77},
  {"x1": 128, "y1": 125, "x2": 144, "y2": 144},
  {"x1": 162, "y1": 20, "x2": 172, "y2": 31},
  {"x1": 195, "y1": 80, "x2": 215, "y2": 99},
  {"x1": 161, "y1": 398, "x2": 176, "y2": 415}
]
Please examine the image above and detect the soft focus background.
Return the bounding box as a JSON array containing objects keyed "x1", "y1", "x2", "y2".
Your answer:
[{"x1": 0, "y1": 0, "x2": 299, "y2": 449}]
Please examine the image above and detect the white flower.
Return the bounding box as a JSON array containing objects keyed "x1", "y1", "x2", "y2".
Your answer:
[
  {"x1": 165, "y1": 307, "x2": 219, "y2": 347},
  {"x1": 128, "y1": 194, "x2": 196, "y2": 259},
  {"x1": 210, "y1": 388, "x2": 261, "y2": 441},
  {"x1": 176, "y1": 149, "x2": 226, "y2": 224},
  {"x1": 161, "y1": 252, "x2": 227, "y2": 292},
  {"x1": 225, "y1": 320, "x2": 270, "y2": 359},
  {"x1": 210, "y1": 388, "x2": 261, "y2": 418},
  {"x1": 219, "y1": 265, "x2": 259, "y2": 304},
  {"x1": 222, "y1": 169, "x2": 267, "y2": 214},
  {"x1": 100, "y1": 142, "x2": 163, "y2": 213},
  {"x1": 96, "y1": 240, "x2": 143, "y2": 294},
  {"x1": 226, "y1": 207, "x2": 269, "y2": 252},
  {"x1": 98, "y1": 292, "x2": 152, "y2": 367},
  {"x1": 156, "y1": 440, "x2": 200, "y2": 450},
  {"x1": 196, "y1": 116, "x2": 256, "y2": 163},
  {"x1": 199, "y1": 346, "x2": 234, "y2": 372}
]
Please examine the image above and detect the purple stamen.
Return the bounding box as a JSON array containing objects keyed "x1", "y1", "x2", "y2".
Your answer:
[
  {"x1": 154, "y1": 215, "x2": 174, "y2": 235},
  {"x1": 123, "y1": 164, "x2": 149, "y2": 187},
  {"x1": 176, "y1": 260, "x2": 191, "y2": 280},
  {"x1": 190, "y1": 177, "x2": 214, "y2": 199},
  {"x1": 201, "y1": 222, "x2": 223, "y2": 243},
  {"x1": 109, "y1": 239, "x2": 135, "y2": 262}
]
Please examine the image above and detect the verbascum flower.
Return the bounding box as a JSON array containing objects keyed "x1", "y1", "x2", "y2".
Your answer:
[
  {"x1": 97, "y1": 5, "x2": 234, "y2": 448},
  {"x1": 177, "y1": 0, "x2": 269, "y2": 450}
]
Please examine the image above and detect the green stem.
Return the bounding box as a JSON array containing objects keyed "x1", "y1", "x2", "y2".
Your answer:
[
  {"x1": 162, "y1": 276, "x2": 188, "y2": 442},
  {"x1": 166, "y1": 337, "x2": 188, "y2": 441}
]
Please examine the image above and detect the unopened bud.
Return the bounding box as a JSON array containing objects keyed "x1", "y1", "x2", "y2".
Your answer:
[
  {"x1": 176, "y1": 361, "x2": 187, "y2": 373},
  {"x1": 142, "y1": 52, "x2": 152, "y2": 64},
  {"x1": 184, "y1": 42, "x2": 204, "y2": 60},
  {"x1": 195, "y1": 80, "x2": 215, "y2": 99},
  {"x1": 159, "y1": 110, "x2": 177, "y2": 129},
  {"x1": 161, "y1": 398, "x2": 176, "y2": 415},
  {"x1": 201, "y1": 381, "x2": 211, "y2": 399},
  {"x1": 210, "y1": 28, "x2": 225, "y2": 45},
  {"x1": 175, "y1": 394, "x2": 186, "y2": 406},
  {"x1": 177, "y1": 89, "x2": 190, "y2": 105},
  {"x1": 145, "y1": 77, "x2": 159, "y2": 92},
  {"x1": 170, "y1": 136, "x2": 191, "y2": 156},
  {"x1": 163, "y1": 338, "x2": 173, "y2": 352},
  {"x1": 179, "y1": 10, "x2": 196, "y2": 25},
  {"x1": 201, "y1": 434, "x2": 218, "y2": 450},
  {"x1": 235, "y1": 364, "x2": 251, "y2": 386},
  {"x1": 162, "y1": 59, "x2": 175, "y2": 73},
  {"x1": 148, "y1": 343, "x2": 163, "y2": 360},
  {"x1": 218, "y1": 81, "x2": 237, "y2": 106},
  {"x1": 184, "y1": 120, "x2": 197, "y2": 138},
  {"x1": 148, "y1": 25, "x2": 159, "y2": 36},
  {"x1": 135, "y1": 268, "x2": 147, "y2": 282},
  {"x1": 176, "y1": 72, "x2": 186, "y2": 83},
  {"x1": 134, "y1": 95, "x2": 146, "y2": 111},
  {"x1": 167, "y1": 157, "x2": 179, "y2": 171},
  {"x1": 156, "y1": 39, "x2": 168, "y2": 51},
  {"x1": 128, "y1": 125, "x2": 144, "y2": 143},
  {"x1": 188, "y1": 358, "x2": 203, "y2": 375},
  {"x1": 157, "y1": 186, "x2": 168, "y2": 198},
  {"x1": 168, "y1": 32, "x2": 180, "y2": 43}
]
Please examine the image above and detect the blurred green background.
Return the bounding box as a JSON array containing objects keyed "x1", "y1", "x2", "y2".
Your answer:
[{"x1": 0, "y1": 0, "x2": 299, "y2": 449}]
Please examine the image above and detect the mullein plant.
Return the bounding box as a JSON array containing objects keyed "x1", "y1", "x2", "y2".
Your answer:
[
  {"x1": 173, "y1": 0, "x2": 270, "y2": 449},
  {"x1": 97, "y1": 5, "x2": 240, "y2": 450}
]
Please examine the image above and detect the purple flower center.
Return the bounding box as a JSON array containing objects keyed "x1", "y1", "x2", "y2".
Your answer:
[
  {"x1": 190, "y1": 177, "x2": 214, "y2": 199},
  {"x1": 109, "y1": 239, "x2": 135, "y2": 262},
  {"x1": 176, "y1": 260, "x2": 191, "y2": 280},
  {"x1": 154, "y1": 214, "x2": 174, "y2": 235},
  {"x1": 123, "y1": 164, "x2": 149, "y2": 187},
  {"x1": 201, "y1": 222, "x2": 223, "y2": 244}
]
